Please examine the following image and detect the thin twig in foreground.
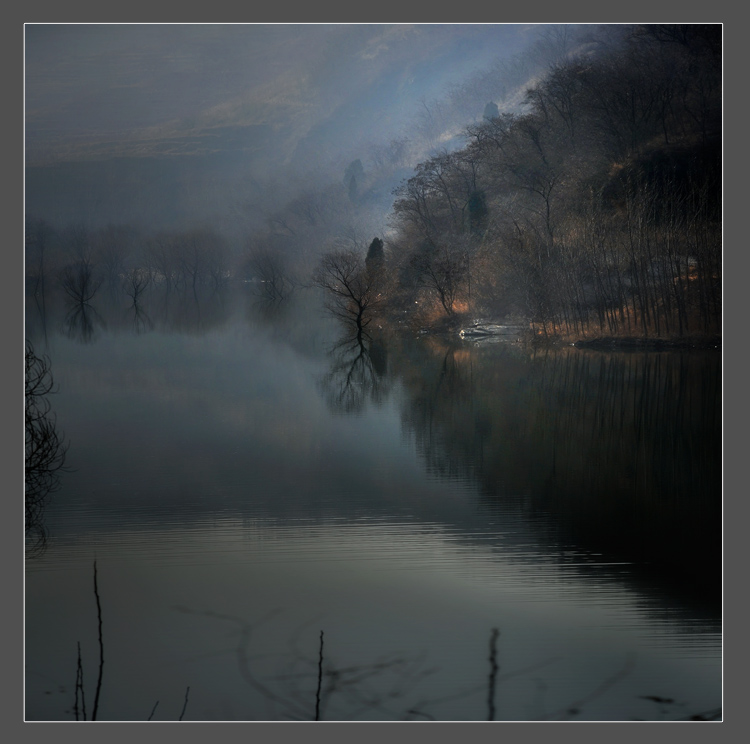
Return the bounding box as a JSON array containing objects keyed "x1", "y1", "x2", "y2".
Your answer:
[
  {"x1": 315, "y1": 630, "x2": 324, "y2": 721},
  {"x1": 488, "y1": 628, "x2": 500, "y2": 721},
  {"x1": 179, "y1": 686, "x2": 190, "y2": 721},
  {"x1": 91, "y1": 560, "x2": 104, "y2": 721},
  {"x1": 74, "y1": 641, "x2": 86, "y2": 721}
]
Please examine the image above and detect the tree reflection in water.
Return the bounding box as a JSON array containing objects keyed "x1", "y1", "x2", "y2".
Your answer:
[
  {"x1": 317, "y1": 329, "x2": 720, "y2": 608},
  {"x1": 123, "y1": 269, "x2": 154, "y2": 335},
  {"x1": 63, "y1": 301, "x2": 106, "y2": 343},
  {"x1": 129, "y1": 301, "x2": 154, "y2": 335},
  {"x1": 59, "y1": 260, "x2": 106, "y2": 343},
  {"x1": 389, "y1": 336, "x2": 721, "y2": 603},
  {"x1": 167, "y1": 606, "x2": 573, "y2": 721},
  {"x1": 24, "y1": 287, "x2": 721, "y2": 719},
  {"x1": 319, "y1": 333, "x2": 389, "y2": 415}
]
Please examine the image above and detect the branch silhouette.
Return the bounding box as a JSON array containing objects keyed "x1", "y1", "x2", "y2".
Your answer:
[{"x1": 25, "y1": 340, "x2": 69, "y2": 556}]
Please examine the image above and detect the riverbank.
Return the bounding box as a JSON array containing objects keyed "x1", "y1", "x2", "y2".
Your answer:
[{"x1": 380, "y1": 307, "x2": 722, "y2": 351}]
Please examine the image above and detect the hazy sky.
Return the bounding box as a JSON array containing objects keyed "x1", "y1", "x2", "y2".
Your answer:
[
  {"x1": 24, "y1": 24, "x2": 542, "y2": 232},
  {"x1": 25, "y1": 24, "x2": 531, "y2": 167}
]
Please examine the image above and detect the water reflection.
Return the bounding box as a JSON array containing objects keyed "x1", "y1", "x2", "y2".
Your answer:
[
  {"x1": 59, "y1": 261, "x2": 102, "y2": 305},
  {"x1": 245, "y1": 291, "x2": 295, "y2": 326},
  {"x1": 393, "y1": 336, "x2": 492, "y2": 481},
  {"x1": 63, "y1": 300, "x2": 106, "y2": 343},
  {"x1": 26, "y1": 280, "x2": 234, "y2": 345},
  {"x1": 384, "y1": 335, "x2": 721, "y2": 608},
  {"x1": 319, "y1": 334, "x2": 390, "y2": 415},
  {"x1": 515, "y1": 348, "x2": 720, "y2": 593},
  {"x1": 152, "y1": 285, "x2": 230, "y2": 336},
  {"x1": 170, "y1": 606, "x2": 438, "y2": 721},
  {"x1": 24, "y1": 285, "x2": 721, "y2": 720},
  {"x1": 27, "y1": 517, "x2": 720, "y2": 720},
  {"x1": 128, "y1": 301, "x2": 154, "y2": 335}
]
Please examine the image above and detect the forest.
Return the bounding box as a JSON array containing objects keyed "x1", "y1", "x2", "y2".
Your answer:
[
  {"x1": 25, "y1": 24, "x2": 722, "y2": 344},
  {"x1": 381, "y1": 24, "x2": 721, "y2": 341}
]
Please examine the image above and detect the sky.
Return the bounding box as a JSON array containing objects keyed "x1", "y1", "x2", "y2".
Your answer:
[
  {"x1": 25, "y1": 24, "x2": 532, "y2": 168},
  {"x1": 24, "y1": 24, "x2": 549, "y2": 234}
]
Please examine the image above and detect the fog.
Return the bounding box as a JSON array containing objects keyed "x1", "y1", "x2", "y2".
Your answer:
[
  {"x1": 24, "y1": 24, "x2": 722, "y2": 721},
  {"x1": 25, "y1": 24, "x2": 568, "y2": 240}
]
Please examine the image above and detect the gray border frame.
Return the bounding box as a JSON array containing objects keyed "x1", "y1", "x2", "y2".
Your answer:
[{"x1": 12, "y1": 5, "x2": 733, "y2": 744}]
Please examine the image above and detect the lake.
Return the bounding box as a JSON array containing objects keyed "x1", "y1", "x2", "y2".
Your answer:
[{"x1": 24, "y1": 283, "x2": 722, "y2": 721}]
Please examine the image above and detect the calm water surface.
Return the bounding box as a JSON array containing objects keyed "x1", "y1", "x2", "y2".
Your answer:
[{"x1": 25, "y1": 285, "x2": 721, "y2": 721}]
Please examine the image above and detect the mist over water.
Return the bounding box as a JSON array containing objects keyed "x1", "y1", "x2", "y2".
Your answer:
[
  {"x1": 24, "y1": 282, "x2": 720, "y2": 721},
  {"x1": 25, "y1": 24, "x2": 721, "y2": 722}
]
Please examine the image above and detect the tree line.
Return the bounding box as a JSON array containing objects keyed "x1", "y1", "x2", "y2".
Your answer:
[
  {"x1": 315, "y1": 24, "x2": 721, "y2": 340},
  {"x1": 25, "y1": 221, "x2": 233, "y2": 304},
  {"x1": 27, "y1": 26, "x2": 721, "y2": 342}
]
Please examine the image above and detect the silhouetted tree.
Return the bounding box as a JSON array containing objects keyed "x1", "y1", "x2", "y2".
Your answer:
[
  {"x1": 25, "y1": 340, "x2": 68, "y2": 555},
  {"x1": 123, "y1": 268, "x2": 150, "y2": 305},
  {"x1": 60, "y1": 261, "x2": 102, "y2": 305},
  {"x1": 410, "y1": 240, "x2": 469, "y2": 317},
  {"x1": 313, "y1": 249, "x2": 383, "y2": 341},
  {"x1": 365, "y1": 237, "x2": 385, "y2": 275}
]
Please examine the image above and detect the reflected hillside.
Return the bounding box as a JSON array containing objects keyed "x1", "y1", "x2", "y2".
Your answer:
[
  {"x1": 390, "y1": 335, "x2": 531, "y2": 483},
  {"x1": 26, "y1": 278, "x2": 720, "y2": 617},
  {"x1": 386, "y1": 335, "x2": 721, "y2": 603},
  {"x1": 27, "y1": 278, "x2": 720, "y2": 611}
]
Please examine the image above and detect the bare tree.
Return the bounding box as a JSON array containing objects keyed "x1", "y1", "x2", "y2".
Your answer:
[
  {"x1": 410, "y1": 240, "x2": 470, "y2": 317},
  {"x1": 144, "y1": 233, "x2": 180, "y2": 288},
  {"x1": 313, "y1": 249, "x2": 384, "y2": 342},
  {"x1": 123, "y1": 268, "x2": 151, "y2": 305},
  {"x1": 25, "y1": 340, "x2": 68, "y2": 555},
  {"x1": 59, "y1": 261, "x2": 102, "y2": 305}
]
